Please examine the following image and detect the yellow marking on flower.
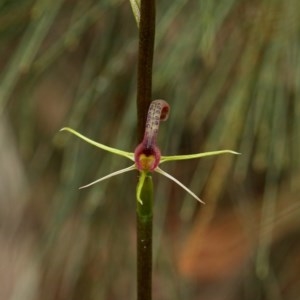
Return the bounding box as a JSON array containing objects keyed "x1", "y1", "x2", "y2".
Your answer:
[{"x1": 138, "y1": 154, "x2": 156, "y2": 171}]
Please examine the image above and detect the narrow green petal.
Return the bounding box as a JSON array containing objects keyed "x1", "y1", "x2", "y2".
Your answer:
[
  {"x1": 79, "y1": 164, "x2": 136, "y2": 189},
  {"x1": 136, "y1": 171, "x2": 146, "y2": 205},
  {"x1": 60, "y1": 127, "x2": 134, "y2": 161},
  {"x1": 160, "y1": 150, "x2": 240, "y2": 163},
  {"x1": 155, "y1": 167, "x2": 205, "y2": 204}
]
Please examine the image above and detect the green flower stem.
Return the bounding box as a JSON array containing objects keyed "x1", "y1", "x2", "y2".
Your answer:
[{"x1": 137, "y1": 173, "x2": 153, "y2": 300}]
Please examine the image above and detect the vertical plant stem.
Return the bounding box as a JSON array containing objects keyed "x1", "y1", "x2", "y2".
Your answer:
[
  {"x1": 137, "y1": 174, "x2": 153, "y2": 300},
  {"x1": 136, "y1": 0, "x2": 156, "y2": 142},
  {"x1": 136, "y1": 0, "x2": 156, "y2": 299}
]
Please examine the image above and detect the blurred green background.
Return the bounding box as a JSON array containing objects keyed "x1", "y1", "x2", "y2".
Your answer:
[{"x1": 1, "y1": 0, "x2": 300, "y2": 299}]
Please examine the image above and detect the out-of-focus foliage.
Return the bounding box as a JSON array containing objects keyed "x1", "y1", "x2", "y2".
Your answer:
[{"x1": 0, "y1": 0, "x2": 299, "y2": 299}]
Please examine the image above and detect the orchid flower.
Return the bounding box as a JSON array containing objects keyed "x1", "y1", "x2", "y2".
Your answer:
[{"x1": 60, "y1": 100, "x2": 239, "y2": 204}]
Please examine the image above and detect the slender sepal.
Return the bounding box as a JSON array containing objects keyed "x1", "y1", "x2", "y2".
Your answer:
[
  {"x1": 155, "y1": 167, "x2": 205, "y2": 204},
  {"x1": 60, "y1": 127, "x2": 134, "y2": 160},
  {"x1": 79, "y1": 164, "x2": 136, "y2": 189},
  {"x1": 160, "y1": 150, "x2": 240, "y2": 163}
]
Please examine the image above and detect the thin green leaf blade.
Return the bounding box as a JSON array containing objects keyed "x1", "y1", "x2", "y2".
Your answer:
[{"x1": 129, "y1": 0, "x2": 140, "y2": 27}]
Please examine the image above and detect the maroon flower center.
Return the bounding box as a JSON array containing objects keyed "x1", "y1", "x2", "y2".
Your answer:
[{"x1": 134, "y1": 99, "x2": 170, "y2": 172}]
